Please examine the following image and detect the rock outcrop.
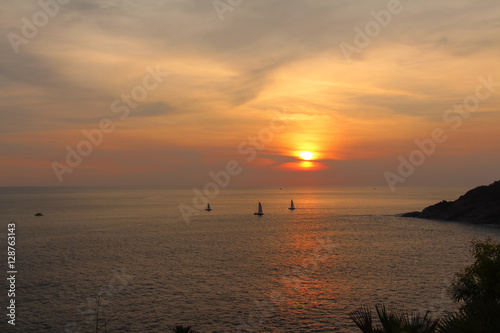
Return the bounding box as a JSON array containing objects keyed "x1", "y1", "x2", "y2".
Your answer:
[{"x1": 401, "y1": 181, "x2": 500, "y2": 224}]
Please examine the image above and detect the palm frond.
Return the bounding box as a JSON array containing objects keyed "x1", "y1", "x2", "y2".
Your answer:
[
  {"x1": 172, "y1": 325, "x2": 193, "y2": 333},
  {"x1": 349, "y1": 306, "x2": 376, "y2": 333}
]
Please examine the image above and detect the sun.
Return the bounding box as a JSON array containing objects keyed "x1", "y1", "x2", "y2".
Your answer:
[{"x1": 299, "y1": 151, "x2": 314, "y2": 160}]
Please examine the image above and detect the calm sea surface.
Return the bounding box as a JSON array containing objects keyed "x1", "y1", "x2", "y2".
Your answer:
[{"x1": 1, "y1": 186, "x2": 499, "y2": 332}]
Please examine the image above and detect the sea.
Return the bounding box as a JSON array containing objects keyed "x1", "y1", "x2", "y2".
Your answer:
[{"x1": 1, "y1": 186, "x2": 499, "y2": 332}]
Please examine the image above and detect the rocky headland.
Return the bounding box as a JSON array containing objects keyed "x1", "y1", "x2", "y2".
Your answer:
[{"x1": 401, "y1": 181, "x2": 500, "y2": 224}]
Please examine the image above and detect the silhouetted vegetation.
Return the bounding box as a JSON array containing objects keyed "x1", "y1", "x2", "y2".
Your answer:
[
  {"x1": 172, "y1": 325, "x2": 197, "y2": 333},
  {"x1": 349, "y1": 304, "x2": 439, "y2": 333},
  {"x1": 438, "y1": 238, "x2": 500, "y2": 332},
  {"x1": 350, "y1": 238, "x2": 500, "y2": 333}
]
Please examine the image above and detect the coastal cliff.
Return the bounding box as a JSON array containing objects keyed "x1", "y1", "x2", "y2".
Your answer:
[{"x1": 402, "y1": 181, "x2": 500, "y2": 224}]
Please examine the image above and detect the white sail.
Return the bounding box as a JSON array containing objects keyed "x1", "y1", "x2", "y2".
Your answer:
[{"x1": 291, "y1": 200, "x2": 294, "y2": 208}]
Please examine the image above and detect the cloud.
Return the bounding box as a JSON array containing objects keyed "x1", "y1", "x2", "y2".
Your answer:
[{"x1": 1, "y1": 0, "x2": 500, "y2": 186}]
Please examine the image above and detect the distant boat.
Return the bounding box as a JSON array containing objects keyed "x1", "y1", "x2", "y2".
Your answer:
[
  {"x1": 34, "y1": 212, "x2": 43, "y2": 216},
  {"x1": 254, "y1": 202, "x2": 264, "y2": 216},
  {"x1": 288, "y1": 199, "x2": 296, "y2": 210},
  {"x1": 205, "y1": 203, "x2": 212, "y2": 211}
]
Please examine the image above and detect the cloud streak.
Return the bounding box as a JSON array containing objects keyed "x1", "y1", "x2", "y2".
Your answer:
[{"x1": 1, "y1": 0, "x2": 499, "y2": 186}]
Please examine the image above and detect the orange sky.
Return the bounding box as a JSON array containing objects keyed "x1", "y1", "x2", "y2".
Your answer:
[{"x1": 1, "y1": 0, "x2": 499, "y2": 188}]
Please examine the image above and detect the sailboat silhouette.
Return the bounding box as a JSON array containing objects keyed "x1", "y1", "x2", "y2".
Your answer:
[
  {"x1": 254, "y1": 202, "x2": 264, "y2": 216},
  {"x1": 205, "y1": 203, "x2": 212, "y2": 211},
  {"x1": 288, "y1": 199, "x2": 296, "y2": 210}
]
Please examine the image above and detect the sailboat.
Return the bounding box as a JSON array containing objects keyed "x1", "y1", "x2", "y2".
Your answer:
[
  {"x1": 288, "y1": 199, "x2": 296, "y2": 210},
  {"x1": 254, "y1": 202, "x2": 264, "y2": 216},
  {"x1": 205, "y1": 203, "x2": 212, "y2": 211}
]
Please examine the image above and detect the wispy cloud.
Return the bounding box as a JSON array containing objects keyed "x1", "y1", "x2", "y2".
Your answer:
[{"x1": 1, "y1": 0, "x2": 499, "y2": 186}]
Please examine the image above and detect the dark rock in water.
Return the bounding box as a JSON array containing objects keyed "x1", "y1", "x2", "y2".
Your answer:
[
  {"x1": 400, "y1": 211, "x2": 421, "y2": 218},
  {"x1": 34, "y1": 213, "x2": 43, "y2": 216},
  {"x1": 401, "y1": 181, "x2": 500, "y2": 224}
]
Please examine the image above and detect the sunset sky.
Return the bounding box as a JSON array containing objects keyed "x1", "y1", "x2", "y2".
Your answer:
[{"x1": 1, "y1": 0, "x2": 499, "y2": 188}]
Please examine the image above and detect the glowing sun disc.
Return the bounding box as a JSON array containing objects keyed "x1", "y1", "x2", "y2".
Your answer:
[{"x1": 299, "y1": 151, "x2": 314, "y2": 160}]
